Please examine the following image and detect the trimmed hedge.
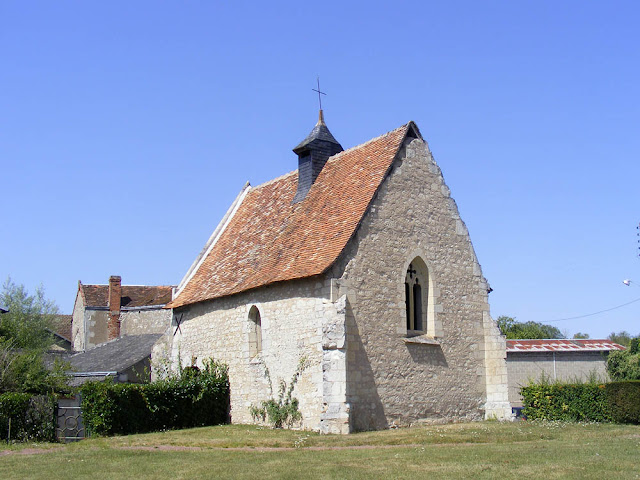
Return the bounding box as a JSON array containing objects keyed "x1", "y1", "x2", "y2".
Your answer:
[
  {"x1": 80, "y1": 361, "x2": 229, "y2": 436},
  {"x1": 605, "y1": 381, "x2": 640, "y2": 424},
  {"x1": 522, "y1": 380, "x2": 640, "y2": 424},
  {"x1": 521, "y1": 383, "x2": 612, "y2": 422},
  {"x1": 0, "y1": 393, "x2": 56, "y2": 442}
]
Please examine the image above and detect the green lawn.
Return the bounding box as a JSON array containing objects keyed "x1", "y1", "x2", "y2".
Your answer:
[{"x1": 1, "y1": 421, "x2": 639, "y2": 479}]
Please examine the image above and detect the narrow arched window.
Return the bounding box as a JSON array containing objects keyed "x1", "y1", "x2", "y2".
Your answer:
[
  {"x1": 413, "y1": 280, "x2": 422, "y2": 331},
  {"x1": 405, "y1": 258, "x2": 429, "y2": 333},
  {"x1": 248, "y1": 306, "x2": 262, "y2": 357},
  {"x1": 405, "y1": 282, "x2": 411, "y2": 330}
]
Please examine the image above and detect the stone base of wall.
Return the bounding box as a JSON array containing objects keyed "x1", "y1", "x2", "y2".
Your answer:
[
  {"x1": 319, "y1": 295, "x2": 350, "y2": 434},
  {"x1": 482, "y1": 312, "x2": 513, "y2": 421},
  {"x1": 484, "y1": 402, "x2": 513, "y2": 420}
]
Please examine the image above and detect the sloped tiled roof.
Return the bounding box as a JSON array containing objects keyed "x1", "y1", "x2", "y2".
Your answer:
[
  {"x1": 50, "y1": 314, "x2": 72, "y2": 341},
  {"x1": 81, "y1": 284, "x2": 173, "y2": 308},
  {"x1": 68, "y1": 334, "x2": 162, "y2": 373},
  {"x1": 169, "y1": 122, "x2": 417, "y2": 308},
  {"x1": 506, "y1": 339, "x2": 626, "y2": 353}
]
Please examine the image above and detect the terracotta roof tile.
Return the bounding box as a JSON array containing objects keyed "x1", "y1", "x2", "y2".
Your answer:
[
  {"x1": 82, "y1": 284, "x2": 174, "y2": 308},
  {"x1": 506, "y1": 339, "x2": 626, "y2": 352},
  {"x1": 169, "y1": 122, "x2": 415, "y2": 308},
  {"x1": 50, "y1": 314, "x2": 72, "y2": 341}
]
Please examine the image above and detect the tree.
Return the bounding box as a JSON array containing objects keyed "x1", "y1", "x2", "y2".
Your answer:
[
  {"x1": 573, "y1": 332, "x2": 590, "y2": 339},
  {"x1": 0, "y1": 278, "x2": 69, "y2": 394},
  {"x1": 0, "y1": 278, "x2": 58, "y2": 349},
  {"x1": 607, "y1": 331, "x2": 639, "y2": 347},
  {"x1": 605, "y1": 335, "x2": 640, "y2": 381},
  {"x1": 496, "y1": 316, "x2": 565, "y2": 339},
  {"x1": 606, "y1": 348, "x2": 640, "y2": 381}
]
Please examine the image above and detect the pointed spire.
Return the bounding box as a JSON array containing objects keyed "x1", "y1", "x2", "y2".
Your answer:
[{"x1": 293, "y1": 110, "x2": 341, "y2": 155}]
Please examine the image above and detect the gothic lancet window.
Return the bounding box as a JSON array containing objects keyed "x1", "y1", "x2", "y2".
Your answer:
[
  {"x1": 413, "y1": 280, "x2": 422, "y2": 331},
  {"x1": 405, "y1": 259, "x2": 429, "y2": 332},
  {"x1": 405, "y1": 282, "x2": 411, "y2": 330}
]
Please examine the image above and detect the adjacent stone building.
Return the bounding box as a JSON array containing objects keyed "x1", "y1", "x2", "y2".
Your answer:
[
  {"x1": 506, "y1": 339, "x2": 625, "y2": 407},
  {"x1": 71, "y1": 276, "x2": 173, "y2": 352},
  {"x1": 159, "y1": 112, "x2": 512, "y2": 433},
  {"x1": 67, "y1": 334, "x2": 162, "y2": 386}
]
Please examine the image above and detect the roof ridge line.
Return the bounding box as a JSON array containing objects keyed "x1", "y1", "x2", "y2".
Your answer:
[
  {"x1": 249, "y1": 123, "x2": 416, "y2": 193},
  {"x1": 326, "y1": 122, "x2": 415, "y2": 164}
]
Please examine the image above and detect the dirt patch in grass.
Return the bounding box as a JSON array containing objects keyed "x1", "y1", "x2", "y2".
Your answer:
[
  {"x1": 121, "y1": 445, "x2": 204, "y2": 452},
  {"x1": 0, "y1": 447, "x2": 63, "y2": 457}
]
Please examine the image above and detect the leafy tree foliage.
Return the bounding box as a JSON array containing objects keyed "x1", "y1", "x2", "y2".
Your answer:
[
  {"x1": 0, "y1": 278, "x2": 58, "y2": 349},
  {"x1": 573, "y1": 332, "x2": 590, "y2": 339},
  {"x1": 606, "y1": 336, "x2": 640, "y2": 381},
  {"x1": 0, "y1": 278, "x2": 69, "y2": 394},
  {"x1": 0, "y1": 345, "x2": 70, "y2": 394},
  {"x1": 607, "y1": 331, "x2": 639, "y2": 347},
  {"x1": 497, "y1": 316, "x2": 565, "y2": 339},
  {"x1": 606, "y1": 348, "x2": 640, "y2": 381}
]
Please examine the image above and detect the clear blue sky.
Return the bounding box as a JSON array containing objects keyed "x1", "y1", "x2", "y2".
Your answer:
[{"x1": 2, "y1": 1, "x2": 639, "y2": 339}]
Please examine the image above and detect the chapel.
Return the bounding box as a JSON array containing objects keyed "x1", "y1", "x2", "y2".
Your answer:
[{"x1": 157, "y1": 111, "x2": 512, "y2": 433}]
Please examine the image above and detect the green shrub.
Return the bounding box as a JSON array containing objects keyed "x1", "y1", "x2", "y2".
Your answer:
[
  {"x1": 80, "y1": 358, "x2": 229, "y2": 436},
  {"x1": 605, "y1": 381, "x2": 640, "y2": 424},
  {"x1": 0, "y1": 392, "x2": 56, "y2": 442},
  {"x1": 0, "y1": 341, "x2": 71, "y2": 395},
  {"x1": 521, "y1": 383, "x2": 612, "y2": 422},
  {"x1": 606, "y1": 349, "x2": 640, "y2": 381}
]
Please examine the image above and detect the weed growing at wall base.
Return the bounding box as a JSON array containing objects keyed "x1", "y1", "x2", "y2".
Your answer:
[{"x1": 250, "y1": 356, "x2": 309, "y2": 428}]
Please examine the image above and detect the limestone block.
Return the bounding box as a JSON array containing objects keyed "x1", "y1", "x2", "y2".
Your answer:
[{"x1": 322, "y1": 295, "x2": 347, "y2": 350}]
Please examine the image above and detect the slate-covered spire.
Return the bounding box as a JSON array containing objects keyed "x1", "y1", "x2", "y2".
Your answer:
[{"x1": 292, "y1": 110, "x2": 343, "y2": 203}]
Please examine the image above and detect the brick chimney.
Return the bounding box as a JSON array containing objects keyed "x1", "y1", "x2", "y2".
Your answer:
[{"x1": 107, "y1": 275, "x2": 122, "y2": 340}]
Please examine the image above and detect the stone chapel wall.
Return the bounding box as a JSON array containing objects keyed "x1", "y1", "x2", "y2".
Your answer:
[
  {"x1": 327, "y1": 137, "x2": 510, "y2": 430},
  {"x1": 167, "y1": 277, "x2": 337, "y2": 430}
]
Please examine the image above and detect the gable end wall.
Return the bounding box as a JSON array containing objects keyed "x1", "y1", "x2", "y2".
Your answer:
[
  {"x1": 71, "y1": 291, "x2": 86, "y2": 351},
  {"x1": 328, "y1": 137, "x2": 510, "y2": 429}
]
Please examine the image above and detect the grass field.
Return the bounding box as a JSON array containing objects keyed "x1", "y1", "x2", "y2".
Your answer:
[{"x1": 1, "y1": 421, "x2": 639, "y2": 479}]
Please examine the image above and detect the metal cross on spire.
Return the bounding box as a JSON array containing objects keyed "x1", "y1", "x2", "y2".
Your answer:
[{"x1": 312, "y1": 76, "x2": 326, "y2": 110}]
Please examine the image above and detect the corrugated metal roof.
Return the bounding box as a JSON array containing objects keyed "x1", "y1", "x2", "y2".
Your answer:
[{"x1": 506, "y1": 339, "x2": 626, "y2": 352}]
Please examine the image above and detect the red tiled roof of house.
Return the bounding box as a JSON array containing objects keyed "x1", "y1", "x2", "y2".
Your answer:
[
  {"x1": 81, "y1": 284, "x2": 174, "y2": 308},
  {"x1": 51, "y1": 314, "x2": 72, "y2": 341},
  {"x1": 506, "y1": 339, "x2": 626, "y2": 352},
  {"x1": 168, "y1": 122, "x2": 417, "y2": 308}
]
